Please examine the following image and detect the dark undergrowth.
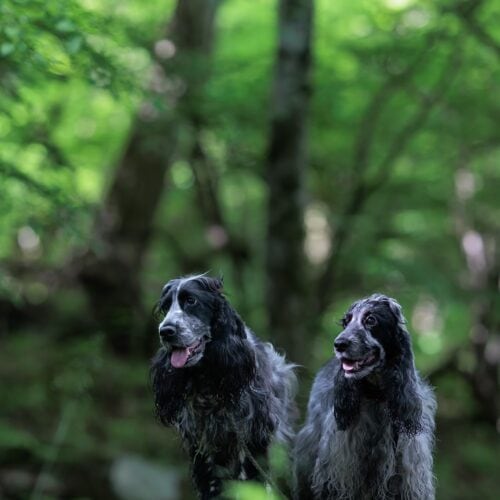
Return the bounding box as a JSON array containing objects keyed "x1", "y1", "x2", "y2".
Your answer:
[{"x1": 0, "y1": 332, "x2": 497, "y2": 499}]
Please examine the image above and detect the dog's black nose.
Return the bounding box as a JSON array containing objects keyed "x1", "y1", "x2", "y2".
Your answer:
[
  {"x1": 159, "y1": 324, "x2": 177, "y2": 340},
  {"x1": 334, "y1": 338, "x2": 350, "y2": 353}
]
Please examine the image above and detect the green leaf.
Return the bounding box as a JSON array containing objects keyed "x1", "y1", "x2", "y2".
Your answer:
[
  {"x1": 5, "y1": 26, "x2": 20, "y2": 39},
  {"x1": 66, "y1": 35, "x2": 83, "y2": 54},
  {"x1": 0, "y1": 42, "x2": 15, "y2": 56},
  {"x1": 55, "y1": 19, "x2": 76, "y2": 33},
  {"x1": 225, "y1": 481, "x2": 281, "y2": 500}
]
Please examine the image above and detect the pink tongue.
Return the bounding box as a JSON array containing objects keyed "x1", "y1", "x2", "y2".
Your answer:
[
  {"x1": 171, "y1": 348, "x2": 189, "y2": 368},
  {"x1": 343, "y1": 361, "x2": 359, "y2": 372}
]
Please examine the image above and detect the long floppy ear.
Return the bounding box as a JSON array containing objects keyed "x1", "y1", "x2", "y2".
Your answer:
[
  {"x1": 203, "y1": 294, "x2": 255, "y2": 401},
  {"x1": 386, "y1": 297, "x2": 412, "y2": 347},
  {"x1": 386, "y1": 297, "x2": 403, "y2": 321},
  {"x1": 150, "y1": 349, "x2": 188, "y2": 426},
  {"x1": 211, "y1": 295, "x2": 247, "y2": 339},
  {"x1": 203, "y1": 334, "x2": 256, "y2": 403},
  {"x1": 387, "y1": 366, "x2": 423, "y2": 435},
  {"x1": 333, "y1": 366, "x2": 361, "y2": 430},
  {"x1": 384, "y1": 316, "x2": 423, "y2": 435},
  {"x1": 197, "y1": 275, "x2": 224, "y2": 294},
  {"x1": 196, "y1": 276, "x2": 246, "y2": 338}
]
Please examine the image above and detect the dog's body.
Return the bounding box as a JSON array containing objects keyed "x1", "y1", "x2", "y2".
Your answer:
[
  {"x1": 294, "y1": 294, "x2": 436, "y2": 500},
  {"x1": 151, "y1": 275, "x2": 297, "y2": 498}
]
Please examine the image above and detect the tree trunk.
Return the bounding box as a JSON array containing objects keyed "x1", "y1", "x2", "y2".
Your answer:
[
  {"x1": 77, "y1": 0, "x2": 220, "y2": 354},
  {"x1": 265, "y1": 0, "x2": 314, "y2": 365}
]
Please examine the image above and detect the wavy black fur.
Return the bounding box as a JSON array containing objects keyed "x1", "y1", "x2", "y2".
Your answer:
[
  {"x1": 151, "y1": 275, "x2": 297, "y2": 499},
  {"x1": 293, "y1": 294, "x2": 436, "y2": 500}
]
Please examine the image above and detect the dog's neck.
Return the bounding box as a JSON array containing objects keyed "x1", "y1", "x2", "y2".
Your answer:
[{"x1": 358, "y1": 372, "x2": 386, "y2": 401}]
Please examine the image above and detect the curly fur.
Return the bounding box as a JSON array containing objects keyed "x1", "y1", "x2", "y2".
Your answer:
[
  {"x1": 293, "y1": 294, "x2": 436, "y2": 500},
  {"x1": 151, "y1": 275, "x2": 297, "y2": 499}
]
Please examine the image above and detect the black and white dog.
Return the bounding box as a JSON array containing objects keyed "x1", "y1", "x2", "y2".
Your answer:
[
  {"x1": 151, "y1": 275, "x2": 297, "y2": 498},
  {"x1": 294, "y1": 294, "x2": 436, "y2": 500}
]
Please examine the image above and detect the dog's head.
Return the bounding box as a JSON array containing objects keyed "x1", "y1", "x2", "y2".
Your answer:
[
  {"x1": 155, "y1": 274, "x2": 226, "y2": 369},
  {"x1": 334, "y1": 294, "x2": 408, "y2": 379}
]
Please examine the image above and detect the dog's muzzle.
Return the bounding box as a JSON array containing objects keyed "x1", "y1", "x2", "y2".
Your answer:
[
  {"x1": 159, "y1": 323, "x2": 208, "y2": 369},
  {"x1": 334, "y1": 332, "x2": 380, "y2": 376}
]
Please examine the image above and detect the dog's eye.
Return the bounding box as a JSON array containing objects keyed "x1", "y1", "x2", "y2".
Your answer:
[
  {"x1": 364, "y1": 315, "x2": 377, "y2": 327},
  {"x1": 185, "y1": 295, "x2": 197, "y2": 306}
]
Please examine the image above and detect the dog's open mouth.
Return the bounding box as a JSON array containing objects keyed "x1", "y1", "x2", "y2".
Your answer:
[
  {"x1": 171, "y1": 339, "x2": 204, "y2": 368},
  {"x1": 341, "y1": 353, "x2": 377, "y2": 374}
]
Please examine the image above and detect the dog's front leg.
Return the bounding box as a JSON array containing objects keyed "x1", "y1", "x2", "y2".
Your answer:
[{"x1": 192, "y1": 453, "x2": 221, "y2": 499}]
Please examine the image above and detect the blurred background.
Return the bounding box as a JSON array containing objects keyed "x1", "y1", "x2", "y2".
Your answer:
[{"x1": 0, "y1": 0, "x2": 499, "y2": 498}]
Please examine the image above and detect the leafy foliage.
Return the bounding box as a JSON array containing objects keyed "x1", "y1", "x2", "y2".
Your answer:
[{"x1": 1, "y1": 0, "x2": 499, "y2": 498}]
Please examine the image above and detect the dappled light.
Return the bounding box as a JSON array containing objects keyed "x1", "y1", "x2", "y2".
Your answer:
[
  {"x1": 1, "y1": 0, "x2": 499, "y2": 498},
  {"x1": 304, "y1": 203, "x2": 331, "y2": 265}
]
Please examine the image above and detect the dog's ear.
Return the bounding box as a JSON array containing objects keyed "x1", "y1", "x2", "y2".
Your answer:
[
  {"x1": 211, "y1": 295, "x2": 246, "y2": 339},
  {"x1": 217, "y1": 272, "x2": 224, "y2": 289},
  {"x1": 387, "y1": 365, "x2": 423, "y2": 435},
  {"x1": 376, "y1": 295, "x2": 412, "y2": 361},
  {"x1": 384, "y1": 320, "x2": 423, "y2": 435},
  {"x1": 197, "y1": 275, "x2": 224, "y2": 295},
  {"x1": 379, "y1": 296, "x2": 422, "y2": 432},
  {"x1": 204, "y1": 299, "x2": 255, "y2": 401},
  {"x1": 386, "y1": 297, "x2": 405, "y2": 326},
  {"x1": 204, "y1": 334, "x2": 256, "y2": 401},
  {"x1": 204, "y1": 293, "x2": 254, "y2": 399}
]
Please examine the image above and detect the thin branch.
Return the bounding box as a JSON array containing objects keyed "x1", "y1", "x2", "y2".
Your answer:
[
  {"x1": 0, "y1": 160, "x2": 75, "y2": 204},
  {"x1": 351, "y1": 32, "x2": 439, "y2": 177},
  {"x1": 187, "y1": 123, "x2": 251, "y2": 307},
  {"x1": 462, "y1": 17, "x2": 500, "y2": 57},
  {"x1": 188, "y1": 126, "x2": 226, "y2": 228},
  {"x1": 367, "y1": 50, "x2": 460, "y2": 193},
  {"x1": 452, "y1": 0, "x2": 500, "y2": 58},
  {"x1": 164, "y1": 0, "x2": 250, "y2": 288},
  {"x1": 316, "y1": 42, "x2": 461, "y2": 315}
]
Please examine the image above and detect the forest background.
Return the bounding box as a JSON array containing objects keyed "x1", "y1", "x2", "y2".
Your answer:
[{"x1": 0, "y1": 0, "x2": 499, "y2": 498}]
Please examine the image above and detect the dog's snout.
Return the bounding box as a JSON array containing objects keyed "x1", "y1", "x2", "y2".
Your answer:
[
  {"x1": 334, "y1": 337, "x2": 350, "y2": 353},
  {"x1": 160, "y1": 324, "x2": 177, "y2": 340}
]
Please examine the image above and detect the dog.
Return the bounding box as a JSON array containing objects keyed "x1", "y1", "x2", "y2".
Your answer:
[
  {"x1": 151, "y1": 275, "x2": 297, "y2": 498},
  {"x1": 294, "y1": 294, "x2": 436, "y2": 499}
]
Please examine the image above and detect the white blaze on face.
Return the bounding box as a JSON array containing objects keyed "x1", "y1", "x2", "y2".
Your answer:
[
  {"x1": 159, "y1": 291, "x2": 182, "y2": 332},
  {"x1": 158, "y1": 276, "x2": 199, "y2": 332},
  {"x1": 158, "y1": 275, "x2": 209, "y2": 369}
]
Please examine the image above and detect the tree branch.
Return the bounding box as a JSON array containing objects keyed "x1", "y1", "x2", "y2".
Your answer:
[
  {"x1": 351, "y1": 32, "x2": 439, "y2": 177},
  {"x1": 316, "y1": 41, "x2": 461, "y2": 315},
  {"x1": 187, "y1": 125, "x2": 251, "y2": 303},
  {"x1": 0, "y1": 160, "x2": 81, "y2": 208},
  {"x1": 368, "y1": 51, "x2": 460, "y2": 192},
  {"x1": 451, "y1": 0, "x2": 500, "y2": 58}
]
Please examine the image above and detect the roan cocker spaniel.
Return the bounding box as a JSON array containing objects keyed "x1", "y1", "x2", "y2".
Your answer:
[
  {"x1": 151, "y1": 275, "x2": 297, "y2": 498},
  {"x1": 294, "y1": 294, "x2": 436, "y2": 500}
]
